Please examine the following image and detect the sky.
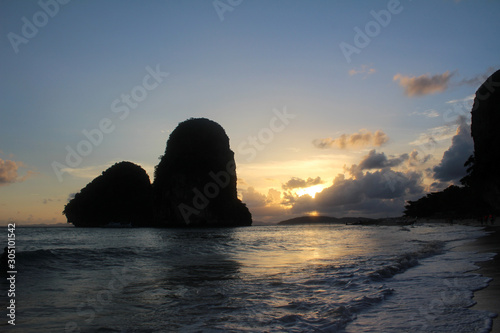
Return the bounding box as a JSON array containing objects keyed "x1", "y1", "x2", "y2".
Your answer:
[{"x1": 1, "y1": 0, "x2": 499, "y2": 225}]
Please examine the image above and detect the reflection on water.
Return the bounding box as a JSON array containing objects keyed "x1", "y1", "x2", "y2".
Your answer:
[{"x1": 12, "y1": 224, "x2": 494, "y2": 332}]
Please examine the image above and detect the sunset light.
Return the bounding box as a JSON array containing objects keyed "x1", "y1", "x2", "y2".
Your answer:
[
  {"x1": 1, "y1": 1, "x2": 499, "y2": 332},
  {"x1": 295, "y1": 184, "x2": 328, "y2": 198}
]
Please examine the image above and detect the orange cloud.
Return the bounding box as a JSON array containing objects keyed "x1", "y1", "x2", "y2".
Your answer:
[
  {"x1": 349, "y1": 65, "x2": 376, "y2": 77},
  {"x1": 0, "y1": 158, "x2": 33, "y2": 185},
  {"x1": 313, "y1": 130, "x2": 388, "y2": 149},
  {"x1": 393, "y1": 71, "x2": 453, "y2": 96}
]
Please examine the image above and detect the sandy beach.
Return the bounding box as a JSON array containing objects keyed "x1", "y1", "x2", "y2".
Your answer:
[{"x1": 461, "y1": 225, "x2": 500, "y2": 333}]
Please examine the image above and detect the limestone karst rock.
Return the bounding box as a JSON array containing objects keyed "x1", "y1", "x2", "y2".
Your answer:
[
  {"x1": 470, "y1": 69, "x2": 500, "y2": 211},
  {"x1": 153, "y1": 118, "x2": 252, "y2": 227},
  {"x1": 63, "y1": 161, "x2": 154, "y2": 227},
  {"x1": 405, "y1": 69, "x2": 500, "y2": 218}
]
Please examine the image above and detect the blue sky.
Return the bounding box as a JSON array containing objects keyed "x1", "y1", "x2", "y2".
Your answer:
[{"x1": 1, "y1": 0, "x2": 499, "y2": 224}]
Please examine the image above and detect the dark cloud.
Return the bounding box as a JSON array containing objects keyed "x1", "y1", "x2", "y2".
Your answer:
[
  {"x1": 0, "y1": 158, "x2": 32, "y2": 185},
  {"x1": 287, "y1": 169, "x2": 424, "y2": 218},
  {"x1": 347, "y1": 150, "x2": 411, "y2": 179},
  {"x1": 394, "y1": 71, "x2": 453, "y2": 96},
  {"x1": 313, "y1": 130, "x2": 388, "y2": 149},
  {"x1": 433, "y1": 117, "x2": 473, "y2": 183},
  {"x1": 408, "y1": 150, "x2": 432, "y2": 166},
  {"x1": 282, "y1": 176, "x2": 323, "y2": 190},
  {"x1": 357, "y1": 150, "x2": 409, "y2": 170}
]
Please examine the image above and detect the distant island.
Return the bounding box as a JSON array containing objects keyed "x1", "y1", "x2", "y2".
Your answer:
[
  {"x1": 278, "y1": 215, "x2": 409, "y2": 226},
  {"x1": 63, "y1": 118, "x2": 252, "y2": 228}
]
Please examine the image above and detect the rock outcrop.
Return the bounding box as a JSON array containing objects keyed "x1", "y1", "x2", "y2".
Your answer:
[
  {"x1": 153, "y1": 118, "x2": 252, "y2": 227},
  {"x1": 470, "y1": 69, "x2": 500, "y2": 211},
  {"x1": 63, "y1": 162, "x2": 154, "y2": 227},
  {"x1": 405, "y1": 69, "x2": 500, "y2": 218}
]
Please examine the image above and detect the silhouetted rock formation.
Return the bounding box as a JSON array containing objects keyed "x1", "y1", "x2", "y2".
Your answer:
[
  {"x1": 405, "y1": 69, "x2": 500, "y2": 218},
  {"x1": 63, "y1": 162, "x2": 154, "y2": 227},
  {"x1": 153, "y1": 118, "x2": 252, "y2": 227},
  {"x1": 468, "y1": 69, "x2": 500, "y2": 211}
]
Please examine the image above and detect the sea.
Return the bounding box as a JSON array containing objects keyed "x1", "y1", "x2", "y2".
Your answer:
[{"x1": 1, "y1": 223, "x2": 497, "y2": 332}]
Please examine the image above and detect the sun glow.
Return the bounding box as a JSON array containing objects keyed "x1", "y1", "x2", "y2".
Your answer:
[{"x1": 295, "y1": 184, "x2": 326, "y2": 198}]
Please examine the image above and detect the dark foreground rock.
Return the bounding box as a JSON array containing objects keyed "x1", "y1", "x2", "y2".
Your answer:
[
  {"x1": 470, "y1": 69, "x2": 500, "y2": 211},
  {"x1": 63, "y1": 161, "x2": 154, "y2": 227},
  {"x1": 153, "y1": 118, "x2": 252, "y2": 227},
  {"x1": 405, "y1": 69, "x2": 500, "y2": 218}
]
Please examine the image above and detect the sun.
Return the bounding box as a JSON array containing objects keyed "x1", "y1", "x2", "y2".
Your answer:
[{"x1": 295, "y1": 184, "x2": 326, "y2": 198}]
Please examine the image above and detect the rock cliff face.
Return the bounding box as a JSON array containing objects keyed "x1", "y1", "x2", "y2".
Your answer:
[
  {"x1": 153, "y1": 118, "x2": 252, "y2": 227},
  {"x1": 470, "y1": 69, "x2": 500, "y2": 211},
  {"x1": 63, "y1": 162, "x2": 154, "y2": 227}
]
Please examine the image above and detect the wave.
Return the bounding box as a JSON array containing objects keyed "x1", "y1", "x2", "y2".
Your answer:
[
  {"x1": 274, "y1": 287, "x2": 394, "y2": 332},
  {"x1": 368, "y1": 240, "x2": 445, "y2": 281},
  {"x1": 16, "y1": 247, "x2": 140, "y2": 270}
]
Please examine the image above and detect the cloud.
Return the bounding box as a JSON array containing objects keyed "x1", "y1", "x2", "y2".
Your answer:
[
  {"x1": 409, "y1": 124, "x2": 457, "y2": 146},
  {"x1": 446, "y1": 95, "x2": 475, "y2": 105},
  {"x1": 243, "y1": 147, "x2": 431, "y2": 220},
  {"x1": 279, "y1": 149, "x2": 425, "y2": 218},
  {"x1": 282, "y1": 176, "x2": 323, "y2": 190},
  {"x1": 241, "y1": 187, "x2": 290, "y2": 223},
  {"x1": 410, "y1": 109, "x2": 440, "y2": 118},
  {"x1": 0, "y1": 158, "x2": 33, "y2": 185},
  {"x1": 393, "y1": 71, "x2": 453, "y2": 96},
  {"x1": 266, "y1": 188, "x2": 281, "y2": 204},
  {"x1": 356, "y1": 150, "x2": 409, "y2": 171},
  {"x1": 287, "y1": 169, "x2": 424, "y2": 218},
  {"x1": 408, "y1": 150, "x2": 432, "y2": 167},
  {"x1": 458, "y1": 67, "x2": 497, "y2": 87},
  {"x1": 433, "y1": 117, "x2": 473, "y2": 183},
  {"x1": 349, "y1": 65, "x2": 376, "y2": 77},
  {"x1": 313, "y1": 130, "x2": 388, "y2": 149},
  {"x1": 241, "y1": 187, "x2": 267, "y2": 207}
]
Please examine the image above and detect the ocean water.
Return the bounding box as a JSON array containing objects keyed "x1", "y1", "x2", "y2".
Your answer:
[{"x1": 1, "y1": 223, "x2": 497, "y2": 332}]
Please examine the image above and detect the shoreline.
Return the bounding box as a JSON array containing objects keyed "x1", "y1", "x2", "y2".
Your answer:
[{"x1": 460, "y1": 225, "x2": 500, "y2": 333}]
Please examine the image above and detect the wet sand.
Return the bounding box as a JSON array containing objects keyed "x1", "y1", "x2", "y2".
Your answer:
[{"x1": 461, "y1": 225, "x2": 500, "y2": 333}]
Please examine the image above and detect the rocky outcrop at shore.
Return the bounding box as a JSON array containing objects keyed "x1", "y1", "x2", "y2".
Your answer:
[
  {"x1": 406, "y1": 69, "x2": 500, "y2": 218},
  {"x1": 63, "y1": 161, "x2": 154, "y2": 227},
  {"x1": 153, "y1": 118, "x2": 252, "y2": 227},
  {"x1": 63, "y1": 118, "x2": 252, "y2": 228},
  {"x1": 470, "y1": 69, "x2": 500, "y2": 211}
]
